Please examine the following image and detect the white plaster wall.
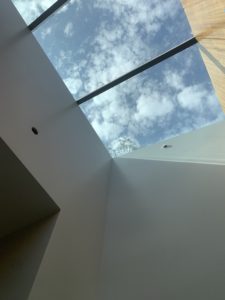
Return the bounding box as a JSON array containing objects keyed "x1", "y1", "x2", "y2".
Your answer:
[
  {"x1": 101, "y1": 158, "x2": 225, "y2": 300},
  {"x1": 0, "y1": 1, "x2": 111, "y2": 299},
  {"x1": 124, "y1": 120, "x2": 225, "y2": 164}
]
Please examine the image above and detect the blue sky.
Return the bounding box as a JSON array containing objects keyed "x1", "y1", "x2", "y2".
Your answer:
[{"x1": 13, "y1": 0, "x2": 225, "y2": 156}]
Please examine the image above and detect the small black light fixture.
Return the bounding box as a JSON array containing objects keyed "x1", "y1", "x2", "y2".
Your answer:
[
  {"x1": 31, "y1": 127, "x2": 38, "y2": 135},
  {"x1": 162, "y1": 144, "x2": 172, "y2": 149}
]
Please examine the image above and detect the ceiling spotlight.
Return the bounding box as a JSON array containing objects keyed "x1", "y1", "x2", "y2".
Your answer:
[
  {"x1": 31, "y1": 127, "x2": 38, "y2": 135},
  {"x1": 162, "y1": 144, "x2": 172, "y2": 149}
]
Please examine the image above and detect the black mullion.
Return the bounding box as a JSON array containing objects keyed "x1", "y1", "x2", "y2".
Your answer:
[
  {"x1": 28, "y1": 0, "x2": 70, "y2": 30},
  {"x1": 77, "y1": 37, "x2": 198, "y2": 105}
]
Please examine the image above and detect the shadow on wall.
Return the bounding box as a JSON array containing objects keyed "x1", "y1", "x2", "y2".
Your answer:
[
  {"x1": 0, "y1": 214, "x2": 59, "y2": 300},
  {"x1": 198, "y1": 43, "x2": 225, "y2": 74}
]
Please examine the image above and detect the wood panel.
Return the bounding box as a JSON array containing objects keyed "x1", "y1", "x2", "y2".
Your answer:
[{"x1": 182, "y1": 0, "x2": 225, "y2": 111}]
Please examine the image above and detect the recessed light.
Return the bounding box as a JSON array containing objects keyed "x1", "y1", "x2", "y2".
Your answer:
[
  {"x1": 162, "y1": 144, "x2": 172, "y2": 149},
  {"x1": 31, "y1": 127, "x2": 38, "y2": 135}
]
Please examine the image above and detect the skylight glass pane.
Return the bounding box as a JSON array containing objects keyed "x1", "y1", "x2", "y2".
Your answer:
[
  {"x1": 34, "y1": 0, "x2": 193, "y2": 99},
  {"x1": 80, "y1": 45, "x2": 224, "y2": 157},
  {"x1": 12, "y1": 0, "x2": 57, "y2": 25}
]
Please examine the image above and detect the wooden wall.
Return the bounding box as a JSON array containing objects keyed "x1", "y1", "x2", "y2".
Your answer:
[{"x1": 182, "y1": 0, "x2": 225, "y2": 111}]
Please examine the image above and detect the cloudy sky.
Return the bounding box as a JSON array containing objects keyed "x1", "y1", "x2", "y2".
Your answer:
[{"x1": 13, "y1": 0, "x2": 224, "y2": 156}]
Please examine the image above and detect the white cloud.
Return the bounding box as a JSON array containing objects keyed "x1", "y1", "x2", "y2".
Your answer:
[
  {"x1": 177, "y1": 84, "x2": 209, "y2": 110},
  {"x1": 64, "y1": 22, "x2": 74, "y2": 37},
  {"x1": 164, "y1": 70, "x2": 185, "y2": 91},
  {"x1": 58, "y1": 0, "x2": 81, "y2": 13},
  {"x1": 81, "y1": 75, "x2": 176, "y2": 148},
  {"x1": 91, "y1": 119, "x2": 124, "y2": 142},
  {"x1": 94, "y1": 0, "x2": 179, "y2": 34},
  {"x1": 41, "y1": 26, "x2": 52, "y2": 39},
  {"x1": 134, "y1": 93, "x2": 174, "y2": 122},
  {"x1": 73, "y1": 0, "x2": 181, "y2": 97},
  {"x1": 64, "y1": 77, "x2": 82, "y2": 96}
]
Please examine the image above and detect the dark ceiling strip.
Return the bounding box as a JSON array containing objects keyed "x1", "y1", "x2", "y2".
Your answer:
[
  {"x1": 28, "y1": 0, "x2": 70, "y2": 31},
  {"x1": 76, "y1": 37, "x2": 198, "y2": 105}
]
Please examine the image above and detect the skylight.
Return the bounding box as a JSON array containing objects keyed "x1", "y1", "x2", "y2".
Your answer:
[
  {"x1": 80, "y1": 45, "x2": 224, "y2": 156},
  {"x1": 12, "y1": 0, "x2": 225, "y2": 157},
  {"x1": 33, "y1": 0, "x2": 194, "y2": 99}
]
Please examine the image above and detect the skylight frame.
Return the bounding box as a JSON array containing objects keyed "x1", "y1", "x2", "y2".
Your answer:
[{"x1": 27, "y1": 1, "x2": 199, "y2": 106}]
